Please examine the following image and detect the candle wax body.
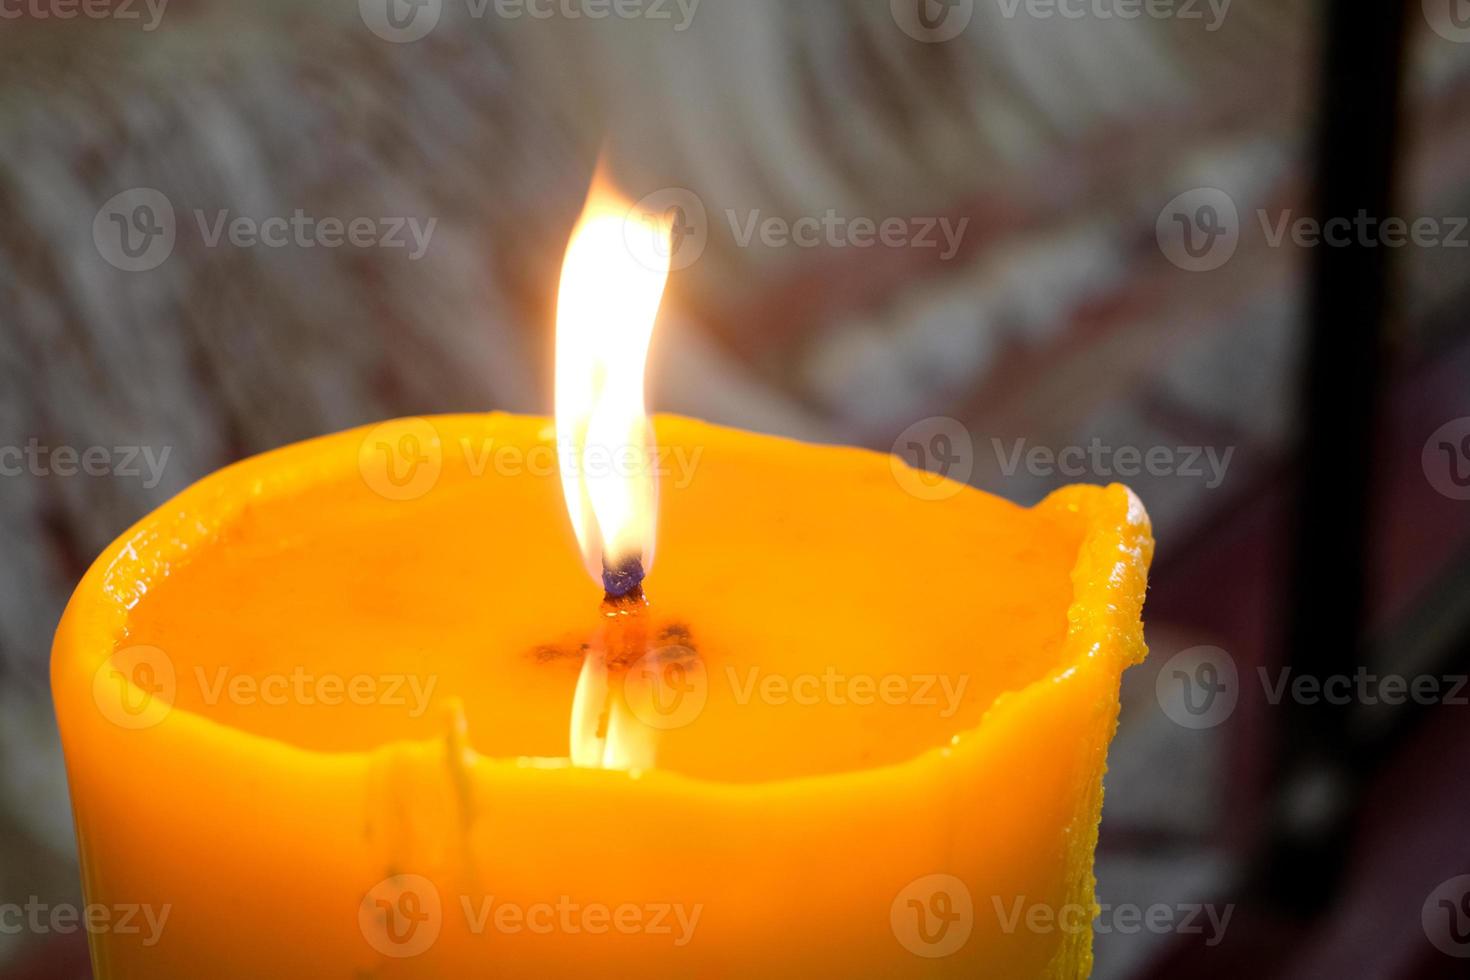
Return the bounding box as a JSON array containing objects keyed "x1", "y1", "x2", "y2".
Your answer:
[{"x1": 52, "y1": 414, "x2": 1152, "y2": 978}]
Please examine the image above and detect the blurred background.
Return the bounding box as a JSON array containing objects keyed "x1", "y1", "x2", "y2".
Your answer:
[{"x1": 3, "y1": 0, "x2": 1469, "y2": 976}]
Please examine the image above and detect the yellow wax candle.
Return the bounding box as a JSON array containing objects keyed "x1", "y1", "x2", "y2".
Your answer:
[{"x1": 52, "y1": 412, "x2": 1153, "y2": 978}]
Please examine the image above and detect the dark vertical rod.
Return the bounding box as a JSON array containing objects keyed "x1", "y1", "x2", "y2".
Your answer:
[{"x1": 1268, "y1": 0, "x2": 1410, "y2": 913}]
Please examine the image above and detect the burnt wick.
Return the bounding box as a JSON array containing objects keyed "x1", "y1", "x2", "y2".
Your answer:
[
  {"x1": 600, "y1": 557, "x2": 649, "y2": 668},
  {"x1": 601, "y1": 555, "x2": 646, "y2": 603}
]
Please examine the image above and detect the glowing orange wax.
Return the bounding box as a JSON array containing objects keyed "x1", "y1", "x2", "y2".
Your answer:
[{"x1": 52, "y1": 412, "x2": 1152, "y2": 977}]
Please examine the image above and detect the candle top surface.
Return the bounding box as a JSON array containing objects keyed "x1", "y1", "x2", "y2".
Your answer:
[{"x1": 63, "y1": 413, "x2": 1151, "y2": 786}]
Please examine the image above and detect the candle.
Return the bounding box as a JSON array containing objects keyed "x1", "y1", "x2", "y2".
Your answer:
[{"x1": 51, "y1": 177, "x2": 1154, "y2": 977}]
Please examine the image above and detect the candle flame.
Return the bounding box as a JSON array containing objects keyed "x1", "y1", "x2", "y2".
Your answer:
[
  {"x1": 557, "y1": 165, "x2": 671, "y2": 770},
  {"x1": 555, "y1": 168, "x2": 671, "y2": 587},
  {"x1": 568, "y1": 650, "x2": 656, "y2": 770}
]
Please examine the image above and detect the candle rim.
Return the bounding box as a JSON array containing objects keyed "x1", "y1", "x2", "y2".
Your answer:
[{"x1": 50, "y1": 412, "x2": 1153, "y2": 792}]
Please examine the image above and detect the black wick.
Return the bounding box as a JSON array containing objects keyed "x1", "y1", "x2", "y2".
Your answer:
[{"x1": 601, "y1": 555, "x2": 646, "y2": 603}]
